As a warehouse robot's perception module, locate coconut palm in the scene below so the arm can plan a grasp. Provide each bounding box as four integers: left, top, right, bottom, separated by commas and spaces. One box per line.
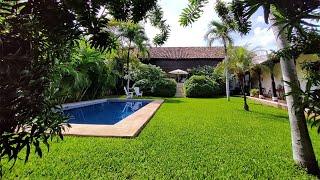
230, 1, 320, 174
228, 46, 254, 111
180, 0, 320, 175
205, 20, 233, 101
110, 20, 149, 91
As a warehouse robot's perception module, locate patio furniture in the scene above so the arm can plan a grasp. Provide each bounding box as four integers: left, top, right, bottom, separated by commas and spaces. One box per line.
124, 87, 133, 99
134, 87, 143, 97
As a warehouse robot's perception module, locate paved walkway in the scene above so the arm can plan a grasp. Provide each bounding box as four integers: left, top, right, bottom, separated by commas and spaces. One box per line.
247, 96, 287, 110
175, 83, 185, 97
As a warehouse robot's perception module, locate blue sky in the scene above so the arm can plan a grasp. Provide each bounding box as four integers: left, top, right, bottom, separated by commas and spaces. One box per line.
144, 0, 278, 51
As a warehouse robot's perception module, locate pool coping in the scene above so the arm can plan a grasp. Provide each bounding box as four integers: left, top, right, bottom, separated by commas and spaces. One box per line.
63, 99, 164, 138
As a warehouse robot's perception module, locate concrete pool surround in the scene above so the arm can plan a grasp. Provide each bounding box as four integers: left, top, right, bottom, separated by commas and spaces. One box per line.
62, 99, 163, 137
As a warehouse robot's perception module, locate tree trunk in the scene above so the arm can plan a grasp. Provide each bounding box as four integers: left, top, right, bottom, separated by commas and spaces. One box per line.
270, 14, 319, 175
223, 43, 230, 101
270, 72, 278, 100
258, 70, 263, 96
242, 76, 249, 111
126, 40, 132, 91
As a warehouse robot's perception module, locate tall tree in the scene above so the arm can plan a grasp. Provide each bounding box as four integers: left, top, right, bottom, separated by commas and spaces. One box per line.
179, 0, 320, 175
204, 20, 233, 101
0, 0, 169, 175
228, 46, 254, 111
109, 20, 149, 91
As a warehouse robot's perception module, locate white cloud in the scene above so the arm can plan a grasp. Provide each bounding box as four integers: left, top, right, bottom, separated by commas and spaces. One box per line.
234, 27, 277, 51
145, 0, 220, 47
144, 0, 277, 50
256, 16, 265, 23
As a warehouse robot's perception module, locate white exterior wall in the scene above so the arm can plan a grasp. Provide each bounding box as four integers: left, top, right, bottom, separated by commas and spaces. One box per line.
257, 54, 319, 95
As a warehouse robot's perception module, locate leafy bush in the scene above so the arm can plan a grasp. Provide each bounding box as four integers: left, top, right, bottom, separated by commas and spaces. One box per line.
250, 88, 259, 97
185, 75, 220, 98
153, 78, 177, 97
134, 79, 153, 95
56, 40, 118, 103
132, 63, 172, 96
189, 65, 214, 77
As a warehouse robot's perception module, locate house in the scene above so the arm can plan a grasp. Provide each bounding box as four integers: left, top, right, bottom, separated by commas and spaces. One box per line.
143, 47, 225, 72
141, 46, 241, 92
251, 52, 319, 100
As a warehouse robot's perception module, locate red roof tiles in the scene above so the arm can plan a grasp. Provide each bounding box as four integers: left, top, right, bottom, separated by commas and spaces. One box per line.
149, 47, 225, 59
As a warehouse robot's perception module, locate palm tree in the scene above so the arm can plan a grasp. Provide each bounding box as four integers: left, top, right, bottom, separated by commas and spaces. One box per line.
262, 53, 280, 101
110, 20, 149, 91
228, 46, 254, 111
251, 64, 264, 98
179, 0, 320, 174
205, 20, 233, 101
230, 1, 320, 174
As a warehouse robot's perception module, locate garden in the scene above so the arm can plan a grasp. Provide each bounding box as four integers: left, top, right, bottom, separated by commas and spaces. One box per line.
2, 98, 320, 179
1, 0, 320, 179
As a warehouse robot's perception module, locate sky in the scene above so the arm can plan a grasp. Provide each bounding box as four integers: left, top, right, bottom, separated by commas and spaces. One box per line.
144, 0, 278, 52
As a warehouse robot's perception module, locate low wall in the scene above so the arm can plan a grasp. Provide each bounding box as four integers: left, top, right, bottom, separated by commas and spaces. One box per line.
247, 96, 288, 110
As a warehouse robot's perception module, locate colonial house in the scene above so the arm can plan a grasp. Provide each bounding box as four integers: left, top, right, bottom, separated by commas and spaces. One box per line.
251, 52, 319, 100
141, 46, 238, 93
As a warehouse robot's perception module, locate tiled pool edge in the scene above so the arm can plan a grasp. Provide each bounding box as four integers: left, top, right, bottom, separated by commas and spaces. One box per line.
63, 99, 164, 137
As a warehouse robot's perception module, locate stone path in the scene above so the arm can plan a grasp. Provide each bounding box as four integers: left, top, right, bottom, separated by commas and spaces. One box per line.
175, 83, 185, 98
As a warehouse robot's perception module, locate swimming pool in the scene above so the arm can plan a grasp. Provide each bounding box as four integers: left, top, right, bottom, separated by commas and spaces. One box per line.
63, 99, 151, 125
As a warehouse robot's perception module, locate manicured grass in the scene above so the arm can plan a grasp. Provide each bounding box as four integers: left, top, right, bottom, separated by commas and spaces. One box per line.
3, 97, 320, 179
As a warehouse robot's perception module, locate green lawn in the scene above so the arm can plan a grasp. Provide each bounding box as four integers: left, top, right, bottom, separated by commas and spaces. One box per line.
3, 97, 320, 179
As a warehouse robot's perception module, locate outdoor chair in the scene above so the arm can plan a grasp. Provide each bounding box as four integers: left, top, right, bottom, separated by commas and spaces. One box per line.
124, 87, 133, 99
134, 87, 143, 97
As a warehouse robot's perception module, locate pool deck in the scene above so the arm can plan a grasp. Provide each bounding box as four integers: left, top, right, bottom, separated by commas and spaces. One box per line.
63, 99, 164, 137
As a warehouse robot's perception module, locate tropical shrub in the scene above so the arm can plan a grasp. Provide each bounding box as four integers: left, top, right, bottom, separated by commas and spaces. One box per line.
250, 89, 259, 97
153, 78, 177, 97
190, 66, 226, 95
132, 63, 169, 96
55, 41, 118, 103
134, 79, 153, 95
185, 75, 220, 98
189, 65, 214, 77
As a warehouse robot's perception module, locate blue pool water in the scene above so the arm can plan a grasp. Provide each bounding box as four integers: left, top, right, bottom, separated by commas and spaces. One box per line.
63, 100, 151, 125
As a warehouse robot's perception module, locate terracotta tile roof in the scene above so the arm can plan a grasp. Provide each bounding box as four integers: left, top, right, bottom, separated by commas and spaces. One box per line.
149, 47, 225, 59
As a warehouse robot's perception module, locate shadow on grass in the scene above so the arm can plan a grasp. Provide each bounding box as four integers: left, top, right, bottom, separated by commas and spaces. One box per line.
164, 99, 184, 104
250, 110, 289, 121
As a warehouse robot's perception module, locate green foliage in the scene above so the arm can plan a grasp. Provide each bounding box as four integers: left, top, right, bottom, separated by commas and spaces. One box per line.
227, 46, 254, 80
179, 0, 209, 26
55, 40, 118, 103
289, 61, 320, 133
189, 65, 214, 77
3, 98, 320, 179
134, 79, 153, 95
132, 63, 171, 96
229, 0, 320, 37
185, 75, 220, 98
131, 63, 166, 82
250, 89, 259, 97
148, 5, 170, 46
205, 20, 233, 49
0, 0, 167, 175
189, 66, 226, 96
153, 78, 177, 97
227, 46, 254, 111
